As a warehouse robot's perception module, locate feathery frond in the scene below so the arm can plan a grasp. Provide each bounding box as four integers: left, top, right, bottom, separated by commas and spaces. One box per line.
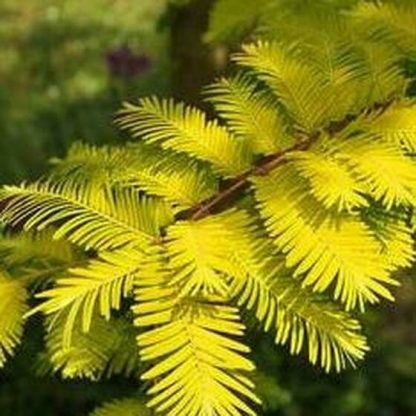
360, 204, 415, 272
0, 272, 28, 367
40, 314, 139, 380
165, 218, 233, 297
31, 248, 143, 345
288, 150, 368, 212
352, 1, 416, 54
0, 180, 170, 251
117, 96, 253, 175
333, 132, 416, 209
206, 74, 293, 154
0, 229, 74, 269
232, 261, 368, 372
52, 142, 218, 209
134, 256, 260, 416
206, 209, 369, 371
254, 164, 397, 310
366, 102, 416, 153
234, 41, 334, 132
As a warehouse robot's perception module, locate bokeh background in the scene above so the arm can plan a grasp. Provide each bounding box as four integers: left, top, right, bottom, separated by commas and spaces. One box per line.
0, 1, 414, 415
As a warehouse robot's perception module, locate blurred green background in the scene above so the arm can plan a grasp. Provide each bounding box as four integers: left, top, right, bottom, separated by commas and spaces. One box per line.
0, 0, 171, 183
0, 0, 414, 415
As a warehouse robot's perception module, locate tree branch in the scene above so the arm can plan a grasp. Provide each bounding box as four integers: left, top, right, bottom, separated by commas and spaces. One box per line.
178, 99, 394, 222
190, 137, 314, 220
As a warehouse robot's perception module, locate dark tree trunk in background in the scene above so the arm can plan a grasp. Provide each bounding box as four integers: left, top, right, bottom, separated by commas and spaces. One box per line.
170, 0, 218, 105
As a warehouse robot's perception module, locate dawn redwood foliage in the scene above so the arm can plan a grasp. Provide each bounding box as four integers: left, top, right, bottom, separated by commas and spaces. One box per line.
0, 1, 415, 415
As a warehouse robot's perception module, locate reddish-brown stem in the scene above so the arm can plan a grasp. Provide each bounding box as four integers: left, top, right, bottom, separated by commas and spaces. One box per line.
183, 99, 394, 222
191, 175, 249, 221
190, 136, 316, 220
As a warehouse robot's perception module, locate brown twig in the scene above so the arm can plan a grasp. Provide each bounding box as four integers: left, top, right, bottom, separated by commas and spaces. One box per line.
190, 137, 315, 220
178, 99, 395, 222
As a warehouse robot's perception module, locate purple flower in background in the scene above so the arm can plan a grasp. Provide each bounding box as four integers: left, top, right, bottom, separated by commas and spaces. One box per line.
106, 44, 152, 79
